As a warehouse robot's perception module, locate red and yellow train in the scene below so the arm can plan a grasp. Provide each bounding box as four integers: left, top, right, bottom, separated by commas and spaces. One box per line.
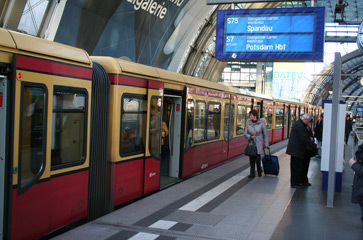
0, 28, 321, 239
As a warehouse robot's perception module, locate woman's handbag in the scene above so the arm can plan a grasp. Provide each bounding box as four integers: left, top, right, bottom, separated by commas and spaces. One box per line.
245, 139, 257, 157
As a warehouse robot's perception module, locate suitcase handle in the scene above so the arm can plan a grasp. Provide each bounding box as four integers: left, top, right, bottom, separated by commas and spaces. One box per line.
263, 147, 271, 156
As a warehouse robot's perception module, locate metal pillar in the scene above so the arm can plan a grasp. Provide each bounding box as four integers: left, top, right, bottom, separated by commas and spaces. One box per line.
327, 52, 342, 207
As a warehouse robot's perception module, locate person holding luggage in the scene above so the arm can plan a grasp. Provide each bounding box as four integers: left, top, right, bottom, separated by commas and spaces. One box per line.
286, 113, 320, 188
244, 109, 269, 178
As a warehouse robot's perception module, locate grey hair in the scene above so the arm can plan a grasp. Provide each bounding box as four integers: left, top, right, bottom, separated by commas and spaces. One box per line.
301, 113, 312, 120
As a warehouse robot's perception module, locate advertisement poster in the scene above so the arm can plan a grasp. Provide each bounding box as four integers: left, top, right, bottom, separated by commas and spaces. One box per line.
272, 62, 306, 101
54, 0, 210, 70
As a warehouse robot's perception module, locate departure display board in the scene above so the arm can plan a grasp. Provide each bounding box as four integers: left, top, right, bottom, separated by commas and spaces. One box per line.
216, 7, 325, 62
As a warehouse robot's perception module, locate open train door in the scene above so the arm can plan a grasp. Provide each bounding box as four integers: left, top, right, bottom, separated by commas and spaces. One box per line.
160, 94, 182, 188
144, 80, 163, 194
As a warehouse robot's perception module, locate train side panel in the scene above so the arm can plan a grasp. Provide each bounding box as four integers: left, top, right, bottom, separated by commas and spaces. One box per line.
9, 53, 92, 240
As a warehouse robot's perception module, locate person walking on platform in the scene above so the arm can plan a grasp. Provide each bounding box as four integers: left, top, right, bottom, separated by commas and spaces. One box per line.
286, 113, 320, 188
314, 113, 324, 157
349, 146, 363, 230
345, 114, 353, 145
244, 109, 269, 178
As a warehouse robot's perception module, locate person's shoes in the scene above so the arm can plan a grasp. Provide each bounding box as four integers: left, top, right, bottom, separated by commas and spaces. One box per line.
304, 182, 312, 186
248, 174, 255, 178
291, 185, 305, 189
258, 172, 262, 177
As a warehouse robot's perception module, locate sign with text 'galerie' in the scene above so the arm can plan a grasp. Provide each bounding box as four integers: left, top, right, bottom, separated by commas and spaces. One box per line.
216, 7, 325, 62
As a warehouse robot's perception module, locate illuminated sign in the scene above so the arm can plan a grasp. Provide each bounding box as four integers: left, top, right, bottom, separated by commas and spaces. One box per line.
216, 7, 325, 62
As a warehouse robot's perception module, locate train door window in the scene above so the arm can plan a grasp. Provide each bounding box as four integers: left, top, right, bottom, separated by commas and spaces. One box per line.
290, 108, 296, 126
207, 102, 221, 140
236, 105, 246, 135
19, 84, 47, 193
149, 97, 161, 159
120, 94, 146, 156
186, 100, 194, 148
275, 108, 283, 128
263, 106, 273, 130
51, 86, 87, 169
224, 103, 234, 141
194, 101, 206, 142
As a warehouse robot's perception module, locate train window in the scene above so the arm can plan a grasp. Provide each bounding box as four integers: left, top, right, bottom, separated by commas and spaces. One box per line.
224, 103, 234, 141
194, 101, 206, 142
51, 87, 87, 169
275, 108, 283, 128
149, 97, 161, 159
290, 108, 296, 126
236, 105, 246, 135
19, 84, 47, 193
186, 100, 194, 149
120, 94, 146, 157
263, 106, 273, 130
207, 102, 221, 140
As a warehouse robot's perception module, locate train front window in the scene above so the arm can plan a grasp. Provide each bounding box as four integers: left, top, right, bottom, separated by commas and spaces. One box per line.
19, 85, 47, 192
51, 87, 87, 169
121, 94, 146, 156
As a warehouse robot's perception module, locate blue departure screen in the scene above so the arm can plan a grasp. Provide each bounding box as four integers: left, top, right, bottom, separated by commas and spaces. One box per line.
216, 8, 325, 61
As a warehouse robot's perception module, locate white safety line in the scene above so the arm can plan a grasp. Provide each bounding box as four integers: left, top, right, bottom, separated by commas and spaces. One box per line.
127, 220, 177, 240
127, 232, 159, 240
179, 168, 250, 211
149, 220, 178, 229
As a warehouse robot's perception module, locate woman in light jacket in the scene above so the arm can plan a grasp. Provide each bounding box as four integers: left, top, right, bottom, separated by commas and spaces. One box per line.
244, 109, 269, 178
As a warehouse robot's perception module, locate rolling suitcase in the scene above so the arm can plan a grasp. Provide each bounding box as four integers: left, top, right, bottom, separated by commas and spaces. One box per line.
262, 148, 279, 176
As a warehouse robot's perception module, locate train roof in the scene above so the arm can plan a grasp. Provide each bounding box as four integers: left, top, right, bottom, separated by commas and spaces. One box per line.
0, 28, 90, 65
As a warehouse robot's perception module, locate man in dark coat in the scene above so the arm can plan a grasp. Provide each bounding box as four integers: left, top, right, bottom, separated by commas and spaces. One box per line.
286, 113, 320, 188
349, 147, 363, 230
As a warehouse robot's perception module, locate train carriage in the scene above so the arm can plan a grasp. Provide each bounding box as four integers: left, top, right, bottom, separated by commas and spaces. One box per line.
0, 28, 94, 240
0, 28, 320, 240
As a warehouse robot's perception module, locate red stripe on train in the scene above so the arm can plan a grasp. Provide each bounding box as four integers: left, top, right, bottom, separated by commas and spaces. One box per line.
16, 55, 92, 79
109, 74, 148, 87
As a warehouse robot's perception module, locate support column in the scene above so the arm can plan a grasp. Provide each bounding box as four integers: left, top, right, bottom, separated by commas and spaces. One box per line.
327, 52, 342, 207
255, 62, 264, 94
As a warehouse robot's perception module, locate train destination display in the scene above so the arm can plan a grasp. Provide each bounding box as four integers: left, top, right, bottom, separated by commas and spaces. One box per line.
216, 7, 325, 61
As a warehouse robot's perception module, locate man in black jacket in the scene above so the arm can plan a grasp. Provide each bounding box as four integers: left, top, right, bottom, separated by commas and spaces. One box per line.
286, 113, 320, 188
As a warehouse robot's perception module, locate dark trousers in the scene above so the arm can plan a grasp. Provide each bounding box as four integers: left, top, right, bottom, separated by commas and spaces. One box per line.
360, 203, 363, 223
249, 154, 262, 176
290, 156, 304, 186
302, 156, 311, 184
345, 132, 350, 144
